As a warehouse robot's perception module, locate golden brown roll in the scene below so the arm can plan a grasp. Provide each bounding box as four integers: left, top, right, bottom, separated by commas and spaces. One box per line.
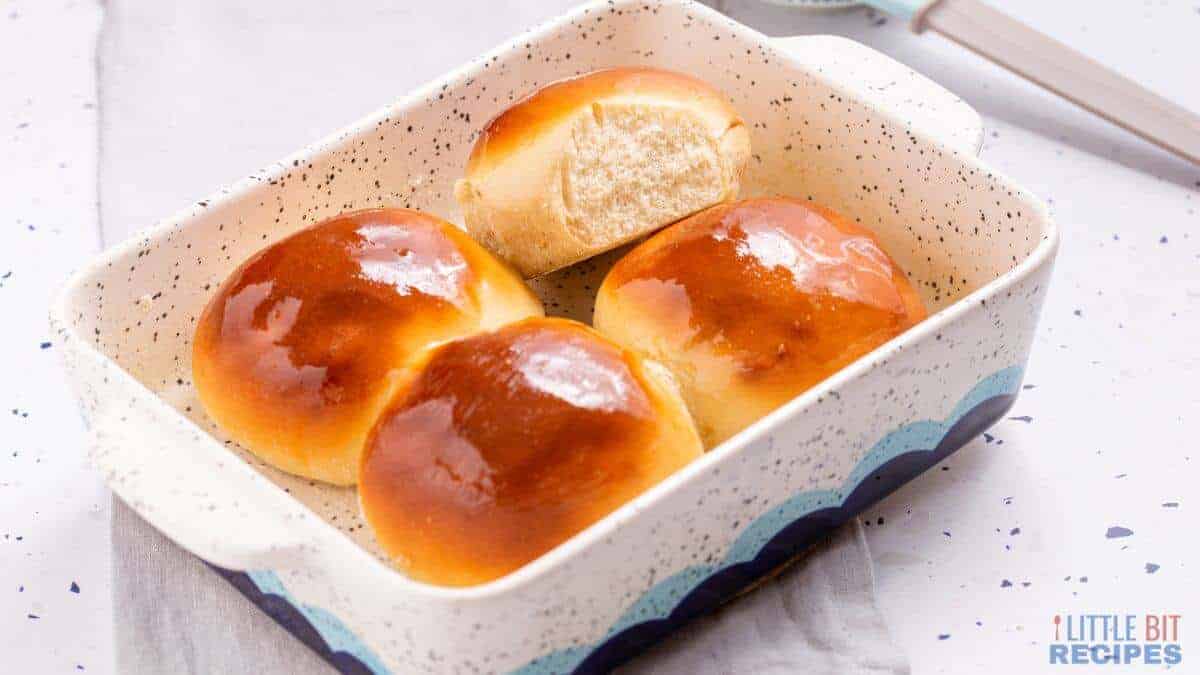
358, 317, 702, 586
192, 208, 542, 485
454, 67, 751, 278
594, 198, 927, 447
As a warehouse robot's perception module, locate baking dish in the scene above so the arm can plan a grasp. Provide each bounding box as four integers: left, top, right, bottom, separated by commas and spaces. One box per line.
51, 0, 1058, 672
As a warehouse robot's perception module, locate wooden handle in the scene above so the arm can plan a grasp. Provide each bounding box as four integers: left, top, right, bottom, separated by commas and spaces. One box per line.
914, 0, 1200, 165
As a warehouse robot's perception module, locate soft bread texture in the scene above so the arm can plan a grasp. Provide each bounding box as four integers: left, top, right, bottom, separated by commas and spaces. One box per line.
455, 67, 751, 277
594, 198, 928, 448
358, 317, 703, 587
192, 208, 542, 485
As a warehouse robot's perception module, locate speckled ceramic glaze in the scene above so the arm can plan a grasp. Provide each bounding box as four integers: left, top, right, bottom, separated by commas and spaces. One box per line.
51, 1, 1057, 672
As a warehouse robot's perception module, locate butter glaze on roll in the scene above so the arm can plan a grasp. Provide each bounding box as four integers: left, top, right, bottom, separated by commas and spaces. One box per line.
358, 317, 702, 587
594, 198, 927, 447
192, 208, 542, 485
454, 67, 751, 277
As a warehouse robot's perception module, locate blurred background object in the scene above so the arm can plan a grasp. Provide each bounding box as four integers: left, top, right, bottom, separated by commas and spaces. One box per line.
755, 0, 1200, 163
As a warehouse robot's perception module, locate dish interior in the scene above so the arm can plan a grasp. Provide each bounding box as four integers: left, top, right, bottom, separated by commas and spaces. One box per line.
60, 1, 1047, 571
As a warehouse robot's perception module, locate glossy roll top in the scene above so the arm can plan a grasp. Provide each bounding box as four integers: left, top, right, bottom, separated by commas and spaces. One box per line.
464, 67, 744, 174
455, 67, 751, 277
358, 317, 703, 587
192, 208, 542, 485
595, 197, 928, 447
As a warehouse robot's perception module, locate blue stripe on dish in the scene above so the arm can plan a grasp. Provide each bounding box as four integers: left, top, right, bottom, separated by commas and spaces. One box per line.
240, 570, 392, 674
219, 364, 1023, 675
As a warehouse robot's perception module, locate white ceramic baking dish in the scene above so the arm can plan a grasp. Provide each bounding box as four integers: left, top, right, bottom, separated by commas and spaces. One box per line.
52, 1, 1057, 672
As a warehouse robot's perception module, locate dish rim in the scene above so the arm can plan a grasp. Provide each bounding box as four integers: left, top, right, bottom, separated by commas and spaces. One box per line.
51, 0, 1059, 602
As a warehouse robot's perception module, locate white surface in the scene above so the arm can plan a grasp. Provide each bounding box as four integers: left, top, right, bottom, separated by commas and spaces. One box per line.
1, 0, 1197, 673
0, 1, 111, 673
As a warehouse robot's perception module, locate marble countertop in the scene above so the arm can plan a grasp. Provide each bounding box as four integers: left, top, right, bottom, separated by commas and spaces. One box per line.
2, 1, 1196, 672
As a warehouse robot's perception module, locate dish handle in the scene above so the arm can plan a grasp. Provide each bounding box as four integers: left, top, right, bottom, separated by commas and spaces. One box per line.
88, 386, 325, 573
770, 34, 984, 157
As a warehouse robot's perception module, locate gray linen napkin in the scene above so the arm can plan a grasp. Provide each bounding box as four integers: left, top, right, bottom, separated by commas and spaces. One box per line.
100, 1, 909, 672
620, 523, 908, 675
